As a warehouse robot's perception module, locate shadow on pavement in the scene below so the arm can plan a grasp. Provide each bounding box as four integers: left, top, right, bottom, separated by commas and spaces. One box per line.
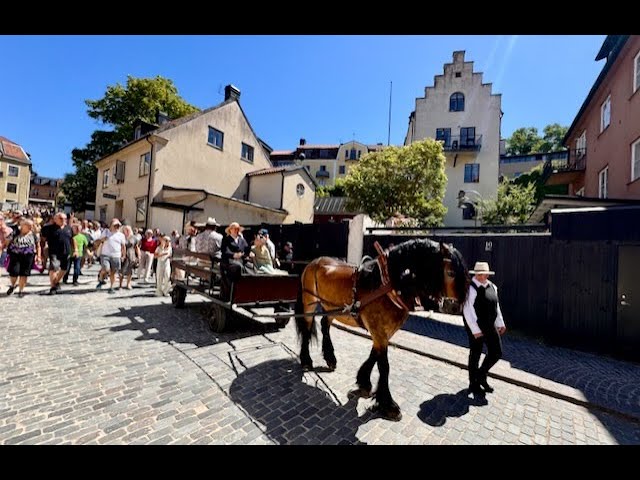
229, 358, 371, 445
417, 389, 487, 427
104, 300, 279, 348
403, 313, 640, 441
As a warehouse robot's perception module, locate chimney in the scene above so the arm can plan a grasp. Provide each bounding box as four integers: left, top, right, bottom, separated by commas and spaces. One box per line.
156, 111, 170, 125
299, 138, 306, 146
453, 51, 465, 63
224, 84, 241, 102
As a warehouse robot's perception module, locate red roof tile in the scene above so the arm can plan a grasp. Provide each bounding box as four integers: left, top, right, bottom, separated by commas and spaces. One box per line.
0, 136, 30, 164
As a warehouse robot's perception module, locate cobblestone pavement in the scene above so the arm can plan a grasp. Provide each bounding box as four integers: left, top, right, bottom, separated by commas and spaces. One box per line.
402, 313, 640, 420
0, 274, 639, 445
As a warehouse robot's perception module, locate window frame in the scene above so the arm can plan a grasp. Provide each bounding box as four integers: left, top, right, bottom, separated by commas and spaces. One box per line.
207, 126, 224, 150
634, 50, 640, 94
296, 183, 305, 197
460, 127, 476, 147
135, 197, 147, 223
436, 128, 452, 148
576, 130, 586, 156
6, 182, 18, 194
338, 165, 346, 175
463, 163, 480, 183
449, 92, 465, 112
139, 152, 151, 177
8, 165, 19, 177
241, 142, 254, 163
102, 169, 110, 188
600, 95, 611, 132
632, 138, 640, 183
598, 166, 609, 199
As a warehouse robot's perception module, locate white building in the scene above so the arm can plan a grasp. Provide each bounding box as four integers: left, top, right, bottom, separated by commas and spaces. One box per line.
405, 51, 502, 226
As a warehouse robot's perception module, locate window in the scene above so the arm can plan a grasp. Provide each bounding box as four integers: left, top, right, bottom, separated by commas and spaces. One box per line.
339, 165, 346, 175
460, 127, 476, 147
102, 169, 110, 188
576, 130, 586, 156
632, 138, 640, 183
455, 72, 462, 78
49, 191, 55, 198
319, 149, 330, 159
318, 179, 326, 186
8, 165, 19, 177
600, 95, 611, 132
598, 166, 608, 198
449, 92, 465, 112
139, 152, 151, 177
32, 188, 39, 196
344, 150, 348, 160
296, 183, 305, 197
348, 149, 357, 160
6, 183, 17, 194
634, 50, 640, 94
134, 125, 142, 140
241, 143, 254, 163
436, 128, 451, 147
576, 187, 585, 197
464, 164, 480, 183
319, 165, 327, 172
115, 160, 126, 184
357, 150, 361, 159
207, 127, 224, 150
99, 206, 107, 224
462, 202, 476, 220
136, 197, 147, 223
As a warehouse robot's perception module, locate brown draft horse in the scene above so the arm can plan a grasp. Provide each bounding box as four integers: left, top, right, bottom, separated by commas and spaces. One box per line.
295, 238, 469, 421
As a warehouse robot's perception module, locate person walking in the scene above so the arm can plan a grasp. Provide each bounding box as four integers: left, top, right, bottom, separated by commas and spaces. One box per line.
119, 225, 140, 290
40, 212, 72, 295
96, 219, 126, 294
139, 229, 158, 283
154, 235, 172, 296
6, 218, 41, 298
462, 261, 507, 397
65, 223, 88, 286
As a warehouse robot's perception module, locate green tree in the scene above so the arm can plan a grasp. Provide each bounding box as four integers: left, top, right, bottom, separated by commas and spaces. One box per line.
316, 178, 347, 198
538, 123, 569, 153
505, 127, 542, 155
480, 181, 537, 225
512, 163, 567, 205
63, 75, 198, 211
341, 139, 447, 226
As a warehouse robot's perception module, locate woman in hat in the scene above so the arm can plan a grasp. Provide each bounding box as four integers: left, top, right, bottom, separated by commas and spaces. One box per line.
220, 222, 250, 298
462, 261, 506, 397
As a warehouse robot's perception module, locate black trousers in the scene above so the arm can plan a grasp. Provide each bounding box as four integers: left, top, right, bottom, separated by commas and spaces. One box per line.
463, 319, 503, 384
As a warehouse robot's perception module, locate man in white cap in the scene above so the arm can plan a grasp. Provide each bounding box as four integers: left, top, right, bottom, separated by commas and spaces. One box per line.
462, 261, 506, 397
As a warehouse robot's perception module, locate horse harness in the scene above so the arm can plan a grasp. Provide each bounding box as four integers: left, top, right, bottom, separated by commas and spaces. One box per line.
303, 241, 410, 327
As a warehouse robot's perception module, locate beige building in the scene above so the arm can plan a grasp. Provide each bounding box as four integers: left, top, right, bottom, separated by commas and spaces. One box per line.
0, 136, 31, 209
405, 51, 502, 226
94, 85, 315, 234
271, 139, 384, 187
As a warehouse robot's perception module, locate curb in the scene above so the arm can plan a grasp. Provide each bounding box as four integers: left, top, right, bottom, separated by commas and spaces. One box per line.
333, 323, 640, 425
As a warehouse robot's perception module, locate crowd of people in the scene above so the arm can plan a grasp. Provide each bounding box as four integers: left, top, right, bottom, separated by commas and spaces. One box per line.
0, 210, 295, 298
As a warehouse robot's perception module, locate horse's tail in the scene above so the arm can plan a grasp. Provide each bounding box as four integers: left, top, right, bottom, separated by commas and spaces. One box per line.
295, 265, 318, 345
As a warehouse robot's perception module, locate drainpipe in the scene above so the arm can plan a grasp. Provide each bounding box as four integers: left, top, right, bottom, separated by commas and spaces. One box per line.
144, 136, 154, 230
280, 171, 285, 210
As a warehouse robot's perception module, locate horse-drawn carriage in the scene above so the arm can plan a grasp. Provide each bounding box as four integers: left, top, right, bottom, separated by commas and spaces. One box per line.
170, 248, 299, 332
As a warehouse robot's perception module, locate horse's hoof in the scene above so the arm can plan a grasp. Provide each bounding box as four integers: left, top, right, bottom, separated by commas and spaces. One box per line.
370, 402, 403, 422
348, 387, 372, 399
326, 362, 337, 371
301, 363, 313, 372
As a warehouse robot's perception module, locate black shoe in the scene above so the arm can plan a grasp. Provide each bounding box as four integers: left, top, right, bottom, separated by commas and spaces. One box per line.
469, 382, 485, 397
72, 282, 79, 287
17, 291, 24, 298
48, 287, 57, 295
7, 286, 15, 296
478, 372, 494, 393
54, 284, 62, 291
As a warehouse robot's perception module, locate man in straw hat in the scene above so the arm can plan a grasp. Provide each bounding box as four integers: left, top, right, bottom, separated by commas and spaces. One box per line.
462, 261, 506, 397
195, 217, 223, 261
220, 222, 250, 300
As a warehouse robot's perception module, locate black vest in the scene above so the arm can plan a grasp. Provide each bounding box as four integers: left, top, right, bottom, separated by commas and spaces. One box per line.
470, 281, 498, 327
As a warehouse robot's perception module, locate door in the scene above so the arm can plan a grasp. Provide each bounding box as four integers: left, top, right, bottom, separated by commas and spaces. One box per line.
617, 246, 640, 355
114, 200, 123, 221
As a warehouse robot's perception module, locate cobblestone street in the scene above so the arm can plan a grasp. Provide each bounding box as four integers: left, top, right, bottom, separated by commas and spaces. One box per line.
1, 274, 639, 445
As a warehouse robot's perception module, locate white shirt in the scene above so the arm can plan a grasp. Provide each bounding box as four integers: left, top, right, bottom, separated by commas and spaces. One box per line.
266, 238, 276, 261
462, 277, 505, 335
100, 230, 126, 257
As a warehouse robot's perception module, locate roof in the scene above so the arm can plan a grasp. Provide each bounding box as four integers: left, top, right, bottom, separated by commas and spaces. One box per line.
529, 194, 640, 223
298, 145, 340, 149
271, 150, 295, 156
246, 165, 317, 188
563, 35, 630, 144
314, 196, 360, 215
0, 136, 31, 165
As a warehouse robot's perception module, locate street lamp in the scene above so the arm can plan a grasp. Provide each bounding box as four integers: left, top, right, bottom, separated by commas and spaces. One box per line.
457, 189, 483, 227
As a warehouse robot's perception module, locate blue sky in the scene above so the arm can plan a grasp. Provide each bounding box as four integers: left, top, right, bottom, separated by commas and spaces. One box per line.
0, 35, 605, 178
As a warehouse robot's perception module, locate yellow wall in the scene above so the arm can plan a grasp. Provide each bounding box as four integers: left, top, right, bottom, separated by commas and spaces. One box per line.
248, 174, 282, 209
0, 159, 30, 207
193, 196, 285, 227
281, 172, 315, 224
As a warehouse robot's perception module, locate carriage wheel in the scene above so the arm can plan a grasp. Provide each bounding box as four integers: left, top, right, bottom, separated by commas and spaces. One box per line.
171, 286, 187, 308
208, 304, 227, 333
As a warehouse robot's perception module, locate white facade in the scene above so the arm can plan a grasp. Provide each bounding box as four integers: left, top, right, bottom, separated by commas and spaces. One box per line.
405, 51, 502, 226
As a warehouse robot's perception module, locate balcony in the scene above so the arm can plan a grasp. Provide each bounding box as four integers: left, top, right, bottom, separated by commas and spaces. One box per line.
544, 149, 586, 186
436, 135, 483, 152
316, 170, 330, 178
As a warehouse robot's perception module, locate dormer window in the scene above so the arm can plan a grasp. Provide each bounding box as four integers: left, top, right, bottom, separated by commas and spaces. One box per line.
450, 92, 465, 112
134, 125, 142, 140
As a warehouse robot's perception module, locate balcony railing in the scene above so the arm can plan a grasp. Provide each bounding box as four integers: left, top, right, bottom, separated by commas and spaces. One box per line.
436, 135, 483, 152
316, 170, 330, 178
543, 148, 586, 185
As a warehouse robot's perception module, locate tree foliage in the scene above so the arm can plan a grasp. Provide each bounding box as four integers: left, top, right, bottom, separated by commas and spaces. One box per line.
62, 76, 198, 211
480, 181, 537, 225
341, 139, 447, 226
505, 123, 568, 155
316, 178, 347, 198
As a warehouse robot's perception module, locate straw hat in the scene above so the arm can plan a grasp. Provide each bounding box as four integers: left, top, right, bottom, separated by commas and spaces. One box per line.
469, 261, 495, 275
225, 222, 245, 235
205, 217, 220, 227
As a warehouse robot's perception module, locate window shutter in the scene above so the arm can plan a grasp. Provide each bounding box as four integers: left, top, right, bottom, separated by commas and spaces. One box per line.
634, 142, 640, 181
